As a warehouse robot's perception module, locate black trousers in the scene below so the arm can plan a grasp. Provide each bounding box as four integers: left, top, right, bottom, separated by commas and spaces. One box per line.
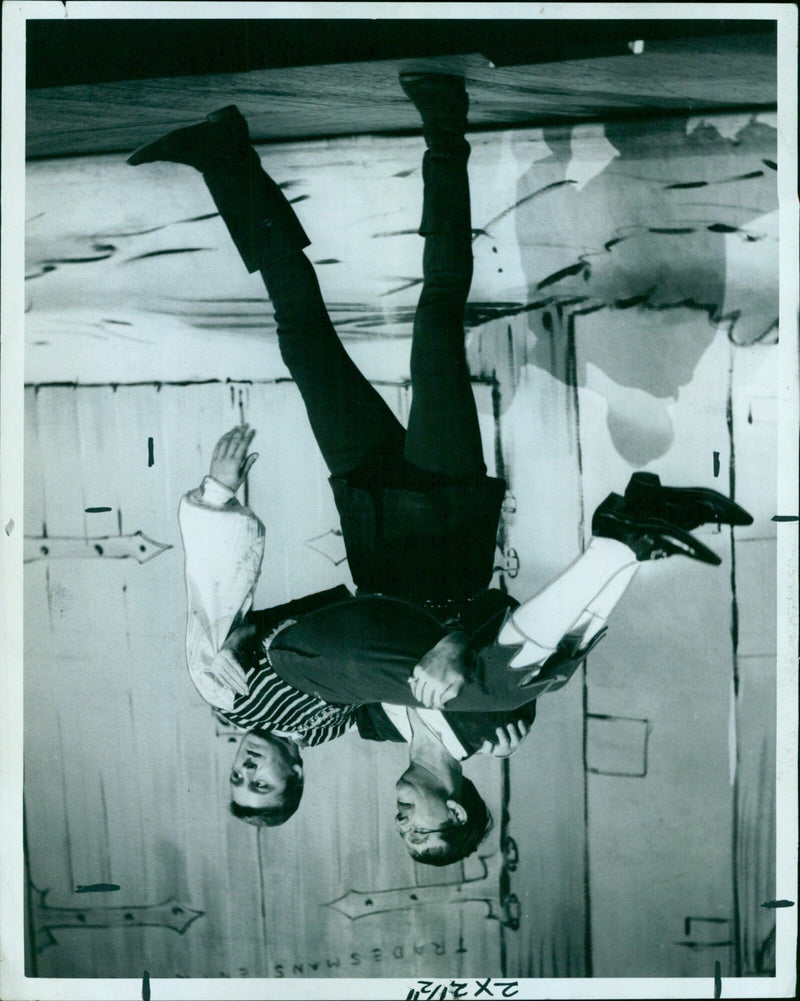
258, 142, 485, 483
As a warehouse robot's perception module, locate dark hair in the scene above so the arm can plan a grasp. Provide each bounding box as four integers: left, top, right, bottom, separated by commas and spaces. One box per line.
229, 770, 304, 828
406, 778, 493, 867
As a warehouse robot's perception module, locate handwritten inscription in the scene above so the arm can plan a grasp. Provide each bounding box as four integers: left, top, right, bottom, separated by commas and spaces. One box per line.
406, 979, 519, 1000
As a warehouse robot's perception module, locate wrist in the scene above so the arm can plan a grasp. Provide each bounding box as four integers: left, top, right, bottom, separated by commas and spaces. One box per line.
201, 475, 237, 506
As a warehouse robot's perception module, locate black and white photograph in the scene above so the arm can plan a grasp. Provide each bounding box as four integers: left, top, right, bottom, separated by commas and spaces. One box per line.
1, 3, 797, 999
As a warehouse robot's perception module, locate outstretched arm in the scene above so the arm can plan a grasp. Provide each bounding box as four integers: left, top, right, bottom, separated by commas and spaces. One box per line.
179, 425, 264, 709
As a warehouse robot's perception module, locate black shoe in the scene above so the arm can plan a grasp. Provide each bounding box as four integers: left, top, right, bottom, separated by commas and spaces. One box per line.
399, 72, 469, 127
127, 104, 308, 274
625, 472, 753, 529
127, 105, 250, 172
592, 493, 722, 565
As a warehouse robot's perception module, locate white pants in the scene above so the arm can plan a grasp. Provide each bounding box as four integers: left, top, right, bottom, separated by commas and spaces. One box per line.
498, 537, 639, 669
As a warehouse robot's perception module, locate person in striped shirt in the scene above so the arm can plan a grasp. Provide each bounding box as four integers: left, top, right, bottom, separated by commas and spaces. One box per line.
179, 426, 532, 833
139, 75, 751, 847
180, 424, 749, 847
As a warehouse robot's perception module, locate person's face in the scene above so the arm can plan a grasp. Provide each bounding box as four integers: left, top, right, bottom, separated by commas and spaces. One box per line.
394, 772, 466, 855
229, 732, 302, 810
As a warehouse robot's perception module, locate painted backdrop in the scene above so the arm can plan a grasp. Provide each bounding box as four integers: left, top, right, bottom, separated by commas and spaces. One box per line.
23, 111, 778, 980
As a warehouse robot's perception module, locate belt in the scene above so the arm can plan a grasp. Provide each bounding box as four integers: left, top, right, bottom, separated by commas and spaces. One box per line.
422, 597, 466, 629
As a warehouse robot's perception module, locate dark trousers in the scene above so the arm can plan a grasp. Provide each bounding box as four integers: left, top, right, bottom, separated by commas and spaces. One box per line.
258, 143, 485, 482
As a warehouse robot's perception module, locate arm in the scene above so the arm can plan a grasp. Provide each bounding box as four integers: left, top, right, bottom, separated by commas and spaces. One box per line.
180, 425, 263, 709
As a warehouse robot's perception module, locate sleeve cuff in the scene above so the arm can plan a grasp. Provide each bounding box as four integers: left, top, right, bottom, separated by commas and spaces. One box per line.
199, 476, 237, 508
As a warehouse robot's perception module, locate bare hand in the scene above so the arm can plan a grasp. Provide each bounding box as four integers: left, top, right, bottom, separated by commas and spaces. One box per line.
209, 424, 258, 492
479, 720, 530, 758
408, 631, 470, 709
203, 648, 249, 698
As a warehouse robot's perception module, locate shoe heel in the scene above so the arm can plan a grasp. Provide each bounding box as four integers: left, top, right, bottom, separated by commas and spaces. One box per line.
630, 472, 661, 488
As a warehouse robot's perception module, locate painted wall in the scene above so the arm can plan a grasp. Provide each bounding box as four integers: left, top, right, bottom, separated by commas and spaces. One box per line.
22, 112, 778, 980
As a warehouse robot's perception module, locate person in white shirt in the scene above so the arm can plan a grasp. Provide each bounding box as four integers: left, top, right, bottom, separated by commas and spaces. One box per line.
181, 424, 751, 855
180, 424, 528, 836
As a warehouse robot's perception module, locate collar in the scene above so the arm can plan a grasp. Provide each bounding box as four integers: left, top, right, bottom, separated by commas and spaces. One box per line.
381, 704, 467, 760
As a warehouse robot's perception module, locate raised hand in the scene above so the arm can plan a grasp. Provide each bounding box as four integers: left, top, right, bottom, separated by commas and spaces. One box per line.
209, 424, 258, 492
478, 720, 530, 758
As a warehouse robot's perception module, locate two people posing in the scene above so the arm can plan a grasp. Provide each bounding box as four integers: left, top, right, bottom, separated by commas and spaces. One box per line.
128, 73, 752, 865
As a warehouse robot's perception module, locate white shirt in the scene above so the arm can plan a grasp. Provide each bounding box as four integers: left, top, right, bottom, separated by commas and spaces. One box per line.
380, 704, 468, 760
178, 476, 265, 710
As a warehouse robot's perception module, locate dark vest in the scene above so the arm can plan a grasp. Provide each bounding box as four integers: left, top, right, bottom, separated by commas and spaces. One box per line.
329, 471, 506, 604
236, 585, 354, 670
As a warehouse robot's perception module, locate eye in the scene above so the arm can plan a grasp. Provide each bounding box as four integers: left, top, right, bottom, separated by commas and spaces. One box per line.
230, 771, 243, 786
253, 782, 271, 793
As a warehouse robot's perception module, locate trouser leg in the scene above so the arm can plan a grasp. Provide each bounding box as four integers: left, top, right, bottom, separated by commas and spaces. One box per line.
497, 537, 638, 656
566, 562, 639, 646
401, 74, 485, 479
127, 106, 405, 477
259, 253, 405, 476
203, 148, 406, 476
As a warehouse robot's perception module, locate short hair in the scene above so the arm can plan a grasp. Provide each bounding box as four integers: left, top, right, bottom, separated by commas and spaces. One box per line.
229, 770, 304, 828
407, 778, 493, 867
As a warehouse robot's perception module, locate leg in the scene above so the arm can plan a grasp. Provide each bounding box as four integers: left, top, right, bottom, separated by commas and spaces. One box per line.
128, 106, 405, 476
259, 252, 405, 476
497, 537, 638, 661
479, 483, 733, 678
400, 74, 485, 479
565, 562, 639, 647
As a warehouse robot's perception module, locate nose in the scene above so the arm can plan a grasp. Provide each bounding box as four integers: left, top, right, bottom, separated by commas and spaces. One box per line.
242, 758, 256, 770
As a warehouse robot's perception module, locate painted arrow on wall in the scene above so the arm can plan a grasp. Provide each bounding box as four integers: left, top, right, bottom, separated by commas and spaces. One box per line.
32, 887, 204, 953
324, 852, 516, 923
24, 531, 172, 564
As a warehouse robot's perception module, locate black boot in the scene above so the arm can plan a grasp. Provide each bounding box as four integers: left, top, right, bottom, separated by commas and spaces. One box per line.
127, 106, 310, 273
592, 493, 722, 565
624, 472, 754, 530
400, 73, 471, 235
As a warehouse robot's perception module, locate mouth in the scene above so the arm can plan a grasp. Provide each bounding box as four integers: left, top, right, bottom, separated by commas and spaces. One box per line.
405, 830, 433, 846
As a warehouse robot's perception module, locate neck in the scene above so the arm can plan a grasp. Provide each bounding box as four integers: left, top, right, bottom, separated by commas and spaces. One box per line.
407, 710, 462, 793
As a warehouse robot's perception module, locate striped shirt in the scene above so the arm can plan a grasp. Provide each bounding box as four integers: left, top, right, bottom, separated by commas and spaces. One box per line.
218, 648, 358, 746
180, 474, 358, 743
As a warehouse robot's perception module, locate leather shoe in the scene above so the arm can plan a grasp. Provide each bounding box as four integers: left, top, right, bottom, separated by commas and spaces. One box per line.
624, 472, 753, 530
127, 105, 250, 172
592, 493, 721, 565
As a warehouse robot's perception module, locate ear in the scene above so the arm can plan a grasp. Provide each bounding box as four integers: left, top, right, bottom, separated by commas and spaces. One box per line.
292, 762, 304, 781
445, 799, 467, 826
